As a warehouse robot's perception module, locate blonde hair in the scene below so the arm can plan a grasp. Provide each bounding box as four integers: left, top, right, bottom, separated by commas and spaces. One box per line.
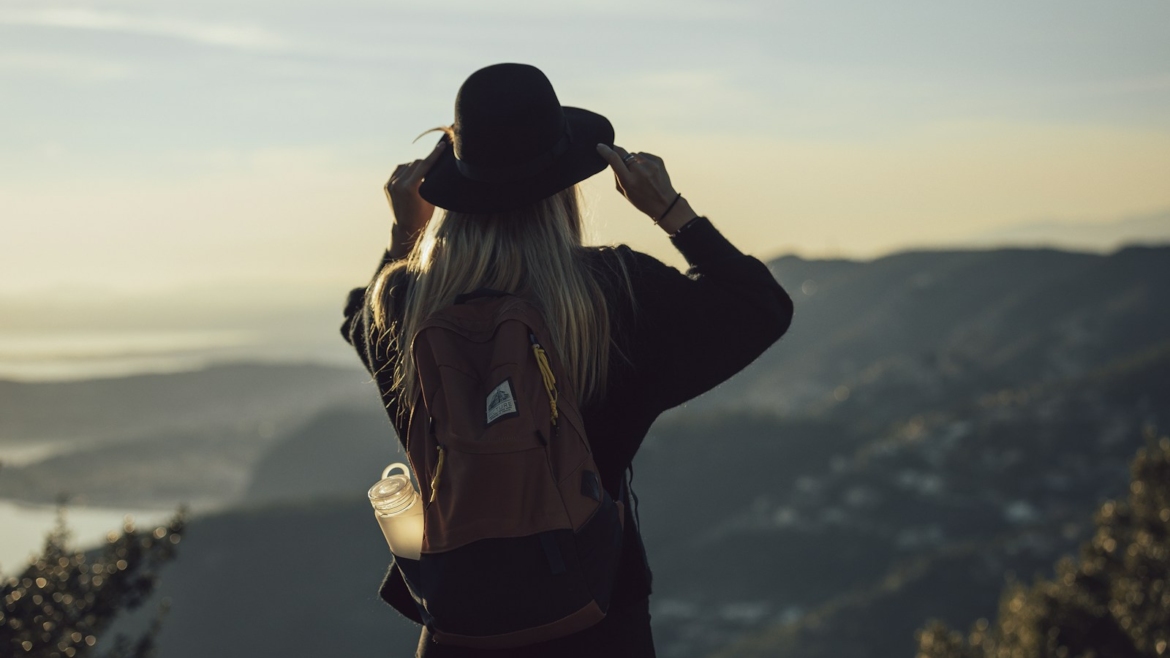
368, 185, 634, 423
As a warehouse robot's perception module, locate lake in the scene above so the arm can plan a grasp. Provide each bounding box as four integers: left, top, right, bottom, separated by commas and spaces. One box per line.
0, 499, 175, 576
0, 328, 353, 382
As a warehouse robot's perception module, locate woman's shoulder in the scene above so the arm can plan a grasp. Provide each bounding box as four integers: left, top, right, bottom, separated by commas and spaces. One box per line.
583, 244, 689, 301
582, 244, 652, 301
583, 243, 669, 278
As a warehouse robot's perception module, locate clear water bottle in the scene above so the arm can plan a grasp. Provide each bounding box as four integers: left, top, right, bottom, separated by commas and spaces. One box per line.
368, 463, 424, 560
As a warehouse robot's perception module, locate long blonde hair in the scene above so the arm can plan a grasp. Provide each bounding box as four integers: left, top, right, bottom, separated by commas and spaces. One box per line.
368, 185, 634, 423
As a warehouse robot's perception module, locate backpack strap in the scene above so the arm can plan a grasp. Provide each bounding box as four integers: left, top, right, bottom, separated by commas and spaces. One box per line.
619, 464, 642, 533
621, 464, 654, 588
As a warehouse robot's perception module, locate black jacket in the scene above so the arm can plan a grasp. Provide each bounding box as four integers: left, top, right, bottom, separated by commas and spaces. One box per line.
341, 215, 793, 625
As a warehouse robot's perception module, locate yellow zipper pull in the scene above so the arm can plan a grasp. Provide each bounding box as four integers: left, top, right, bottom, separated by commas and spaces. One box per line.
529, 332, 559, 426
429, 445, 446, 503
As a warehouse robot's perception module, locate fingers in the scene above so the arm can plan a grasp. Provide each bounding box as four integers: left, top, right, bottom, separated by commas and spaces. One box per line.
602, 144, 662, 173
595, 143, 631, 178
613, 145, 643, 168
388, 138, 449, 191
386, 163, 409, 190
388, 162, 418, 192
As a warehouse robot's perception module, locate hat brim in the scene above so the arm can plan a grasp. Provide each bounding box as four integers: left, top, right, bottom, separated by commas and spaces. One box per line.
418, 107, 614, 214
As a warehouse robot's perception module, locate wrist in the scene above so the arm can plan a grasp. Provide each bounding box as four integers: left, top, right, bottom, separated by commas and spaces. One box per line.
388, 222, 421, 258
656, 197, 697, 235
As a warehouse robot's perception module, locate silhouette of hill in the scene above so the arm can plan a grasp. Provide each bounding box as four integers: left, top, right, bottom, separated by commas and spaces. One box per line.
244, 407, 402, 504
106, 497, 421, 658
704, 245, 1170, 419
0, 362, 372, 443
0, 363, 381, 508
688, 346, 1170, 658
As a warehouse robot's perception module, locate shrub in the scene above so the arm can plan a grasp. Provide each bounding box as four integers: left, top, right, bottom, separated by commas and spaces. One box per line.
1, 508, 185, 658
916, 436, 1170, 658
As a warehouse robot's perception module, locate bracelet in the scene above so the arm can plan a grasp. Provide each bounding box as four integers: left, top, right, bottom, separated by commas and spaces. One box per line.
669, 216, 701, 238
654, 192, 683, 224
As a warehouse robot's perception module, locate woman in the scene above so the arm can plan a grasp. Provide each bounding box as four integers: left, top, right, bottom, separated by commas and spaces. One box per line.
341, 63, 793, 658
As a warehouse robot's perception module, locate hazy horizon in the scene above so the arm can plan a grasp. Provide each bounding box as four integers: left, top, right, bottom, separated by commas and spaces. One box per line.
1, 206, 1167, 300
3, 238, 1168, 383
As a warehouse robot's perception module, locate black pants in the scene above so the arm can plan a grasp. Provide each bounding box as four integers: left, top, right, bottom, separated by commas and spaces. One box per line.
415, 597, 656, 658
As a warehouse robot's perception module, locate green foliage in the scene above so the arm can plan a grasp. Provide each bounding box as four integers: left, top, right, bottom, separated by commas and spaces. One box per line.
916, 436, 1170, 658
1, 508, 185, 658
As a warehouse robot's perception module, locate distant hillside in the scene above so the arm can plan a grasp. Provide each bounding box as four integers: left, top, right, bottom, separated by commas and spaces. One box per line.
105, 497, 421, 658
684, 345, 1170, 658
0, 362, 373, 442
0, 363, 382, 508
702, 245, 1170, 418
244, 407, 402, 504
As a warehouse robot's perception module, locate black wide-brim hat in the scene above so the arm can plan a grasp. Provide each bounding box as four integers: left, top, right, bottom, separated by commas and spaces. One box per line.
418, 63, 615, 214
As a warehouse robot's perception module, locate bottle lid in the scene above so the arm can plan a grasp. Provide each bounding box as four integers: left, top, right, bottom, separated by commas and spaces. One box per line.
368, 463, 418, 515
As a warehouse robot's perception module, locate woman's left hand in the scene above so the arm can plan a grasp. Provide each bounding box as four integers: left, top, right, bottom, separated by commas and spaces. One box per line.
385, 137, 448, 238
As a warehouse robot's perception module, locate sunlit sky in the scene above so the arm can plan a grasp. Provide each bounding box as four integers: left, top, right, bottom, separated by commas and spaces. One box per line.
2, 0, 1169, 296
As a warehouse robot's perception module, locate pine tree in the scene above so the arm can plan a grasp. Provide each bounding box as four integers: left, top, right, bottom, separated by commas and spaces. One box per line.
916, 436, 1170, 658
1, 507, 185, 658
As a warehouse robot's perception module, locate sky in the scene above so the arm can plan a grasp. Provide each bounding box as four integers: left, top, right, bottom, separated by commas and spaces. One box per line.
2, 0, 1170, 297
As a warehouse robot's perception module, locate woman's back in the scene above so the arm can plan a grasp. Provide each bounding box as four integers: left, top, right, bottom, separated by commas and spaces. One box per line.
340, 63, 793, 657
343, 219, 793, 657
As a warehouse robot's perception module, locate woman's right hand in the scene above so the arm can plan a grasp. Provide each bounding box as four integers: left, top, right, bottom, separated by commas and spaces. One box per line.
595, 143, 696, 233
386, 137, 448, 238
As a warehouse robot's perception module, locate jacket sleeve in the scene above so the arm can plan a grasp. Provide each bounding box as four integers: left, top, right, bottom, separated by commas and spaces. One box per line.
340, 248, 402, 376
624, 216, 794, 414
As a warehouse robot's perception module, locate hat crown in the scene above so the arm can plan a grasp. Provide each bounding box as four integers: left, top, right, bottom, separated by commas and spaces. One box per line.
418, 63, 613, 213
453, 63, 567, 170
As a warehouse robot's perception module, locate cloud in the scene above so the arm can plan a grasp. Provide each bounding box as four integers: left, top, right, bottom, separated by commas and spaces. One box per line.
0, 7, 286, 51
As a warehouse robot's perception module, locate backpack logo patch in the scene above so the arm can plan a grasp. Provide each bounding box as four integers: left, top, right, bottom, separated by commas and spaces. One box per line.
485, 377, 519, 426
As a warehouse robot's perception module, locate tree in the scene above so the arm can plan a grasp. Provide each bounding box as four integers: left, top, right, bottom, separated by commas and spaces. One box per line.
916, 436, 1170, 658
1, 507, 185, 658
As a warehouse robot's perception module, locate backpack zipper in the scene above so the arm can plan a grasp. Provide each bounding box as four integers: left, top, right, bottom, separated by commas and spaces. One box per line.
528, 331, 559, 428
427, 413, 445, 504
429, 444, 446, 504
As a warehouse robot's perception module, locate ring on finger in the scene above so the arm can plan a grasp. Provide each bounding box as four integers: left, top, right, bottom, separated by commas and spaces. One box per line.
622, 152, 638, 164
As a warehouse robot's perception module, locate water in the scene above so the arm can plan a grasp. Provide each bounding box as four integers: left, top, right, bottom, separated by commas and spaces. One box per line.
0, 330, 251, 381
0, 500, 174, 576
0, 439, 76, 467
0, 327, 347, 573
375, 500, 424, 560
0, 329, 352, 381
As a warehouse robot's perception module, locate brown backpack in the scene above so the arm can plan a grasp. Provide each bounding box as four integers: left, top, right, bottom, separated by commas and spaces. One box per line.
395, 288, 626, 649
